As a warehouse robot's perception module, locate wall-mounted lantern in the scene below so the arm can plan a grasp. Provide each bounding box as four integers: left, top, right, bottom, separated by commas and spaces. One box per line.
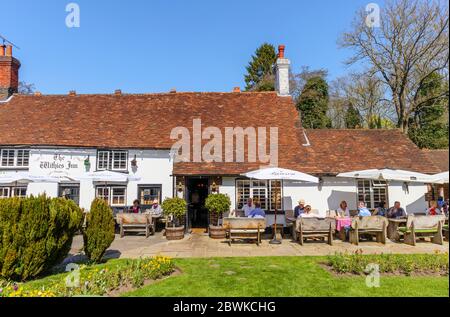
84, 156, 91, 169
131, 154, 138, 168
177, 181, 184, 193
211, 181, 218, 193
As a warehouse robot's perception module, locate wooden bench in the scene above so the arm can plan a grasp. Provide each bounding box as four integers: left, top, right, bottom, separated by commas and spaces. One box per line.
398, 215, 445, 246
443, 225, 449, 242
116, 213, 154, 238
349, 216, 388, 245
295, 217, 336, 246
223, 218, 266, 246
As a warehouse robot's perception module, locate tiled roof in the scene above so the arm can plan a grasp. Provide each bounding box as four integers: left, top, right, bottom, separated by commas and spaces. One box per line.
422, 149, 449, 172
0, 92, 439, 175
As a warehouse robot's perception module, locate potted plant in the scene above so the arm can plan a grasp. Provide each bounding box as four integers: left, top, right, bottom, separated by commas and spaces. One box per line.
162, 197, 187, 240
205, 193, 231, 239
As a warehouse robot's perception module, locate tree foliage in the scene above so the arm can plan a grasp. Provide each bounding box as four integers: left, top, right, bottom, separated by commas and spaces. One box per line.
0, 195, 83, 281
296, 76, 332, 128
244, 43, 277, 91
345, 104, 363, 128
83, 199, 115, 263
162, 197, 187, 228
205, 194, 231, 226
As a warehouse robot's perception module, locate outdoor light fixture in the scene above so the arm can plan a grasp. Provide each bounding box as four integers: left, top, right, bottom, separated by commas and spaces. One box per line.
211, 181, 217, 192
131, 155, 138, 167
177, 181, 183, 193
84, 156, 91, 168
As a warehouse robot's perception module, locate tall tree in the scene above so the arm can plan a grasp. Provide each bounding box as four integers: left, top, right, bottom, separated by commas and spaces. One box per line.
296, 76, 332, 128
244, 43, 277, 91
340, 0, 449, 134
408, 72, 449, 148
345, 104, 363, 128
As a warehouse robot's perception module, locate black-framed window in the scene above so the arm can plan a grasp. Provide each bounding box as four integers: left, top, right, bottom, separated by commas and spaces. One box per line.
138, 185, 162, 208
96, 150, 128, 171
0, 149, 30, 168
59, 184, 80, 205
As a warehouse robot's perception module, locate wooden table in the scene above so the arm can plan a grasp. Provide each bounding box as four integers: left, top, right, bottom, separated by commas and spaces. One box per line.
387, 218, 407, 241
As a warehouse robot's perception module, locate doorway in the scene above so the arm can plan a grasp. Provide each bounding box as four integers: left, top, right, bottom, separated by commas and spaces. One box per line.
186, 177, 209, 229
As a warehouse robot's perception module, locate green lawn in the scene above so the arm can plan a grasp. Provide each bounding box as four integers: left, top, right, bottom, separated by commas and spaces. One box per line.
124, 256, 448, 297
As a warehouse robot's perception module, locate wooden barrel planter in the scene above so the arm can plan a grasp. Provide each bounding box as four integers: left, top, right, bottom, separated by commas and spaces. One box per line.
209, 225, 226, 239
165, 226, 185, 240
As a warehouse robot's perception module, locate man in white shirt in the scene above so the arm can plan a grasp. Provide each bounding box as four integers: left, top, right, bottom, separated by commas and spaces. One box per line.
243, 198, 255, 217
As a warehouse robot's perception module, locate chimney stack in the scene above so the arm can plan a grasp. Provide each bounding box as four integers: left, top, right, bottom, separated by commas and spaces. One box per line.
275, 45, 290, 97
233, 87, 241, 93
0, 45, 21, 100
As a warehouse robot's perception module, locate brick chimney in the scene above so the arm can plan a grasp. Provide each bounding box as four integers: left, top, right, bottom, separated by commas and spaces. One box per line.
275, 45, 290, 96
0, 45, 21, 100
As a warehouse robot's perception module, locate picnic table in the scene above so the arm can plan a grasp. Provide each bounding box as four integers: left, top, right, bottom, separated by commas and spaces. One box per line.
387, 218, 407, 241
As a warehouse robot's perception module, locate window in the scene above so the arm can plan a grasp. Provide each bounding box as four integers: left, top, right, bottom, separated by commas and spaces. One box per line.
138, 185, 162, 207
236, 179, 283, 212
96, 150, 128, 171
0, 186, 27, 198
357, 180, 388, 209
0, 149, 30, 168
96, 186, 126, 206
59, 184, 80, 205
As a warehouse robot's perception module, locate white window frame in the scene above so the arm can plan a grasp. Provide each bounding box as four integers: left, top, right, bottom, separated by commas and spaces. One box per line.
0, 186, 27, 198
357, 179, 388, 209
96, 185, 127, 207
96, 150, 128, 171
235, 179, 283, 212
0, 149, 30, 168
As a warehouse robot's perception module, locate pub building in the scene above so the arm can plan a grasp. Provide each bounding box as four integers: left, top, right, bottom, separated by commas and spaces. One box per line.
0, 44, 445, 230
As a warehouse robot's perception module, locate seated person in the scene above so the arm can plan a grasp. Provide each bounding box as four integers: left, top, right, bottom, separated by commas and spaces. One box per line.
337, 200, 350, 217
129, 199, 141, 213
300, 205, 315, 218
243, 198, 255, 217
387, 201, 406, 219
248, 202, 265, 219
294, 199, 306, 218
357, 201, 371, 217
148, 199, 162, 216
426, 201, 441, 216
374, 201, 388, 217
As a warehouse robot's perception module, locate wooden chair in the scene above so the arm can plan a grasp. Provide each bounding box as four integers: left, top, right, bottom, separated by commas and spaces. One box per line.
296, 217, 336, 246
349, 216, 388, 245
117, 213, 153, 238
398, 215, 445, 246
223, 218, 266, 246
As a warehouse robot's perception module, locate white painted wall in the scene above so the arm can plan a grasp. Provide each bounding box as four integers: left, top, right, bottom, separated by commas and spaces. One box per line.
6, 148, 174, 210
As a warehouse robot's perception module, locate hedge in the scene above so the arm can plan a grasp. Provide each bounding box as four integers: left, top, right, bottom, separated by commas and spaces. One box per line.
0, 195, 83, 281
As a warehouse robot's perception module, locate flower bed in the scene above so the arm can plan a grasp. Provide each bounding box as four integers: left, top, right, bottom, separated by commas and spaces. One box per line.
0, 256, 175, 297
326, 250, 449, 276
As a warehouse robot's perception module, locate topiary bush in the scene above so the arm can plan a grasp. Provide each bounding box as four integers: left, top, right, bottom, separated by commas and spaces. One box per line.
0, 195, 84, 281
162, 197, 187, 228
205, 193, 231, 226
83, 198, 115, 263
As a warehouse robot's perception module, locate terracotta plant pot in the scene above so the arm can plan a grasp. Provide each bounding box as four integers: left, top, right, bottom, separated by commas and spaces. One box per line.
209, 225, 226, 239
165, 226, 185, 240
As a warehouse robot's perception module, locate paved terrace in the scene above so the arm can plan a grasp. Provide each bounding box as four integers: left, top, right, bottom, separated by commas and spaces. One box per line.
67, 232, 449, 262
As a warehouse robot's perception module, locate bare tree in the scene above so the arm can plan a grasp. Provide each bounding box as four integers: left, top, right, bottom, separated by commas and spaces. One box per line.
340, 0, 449, 134
18, 81, 35, 95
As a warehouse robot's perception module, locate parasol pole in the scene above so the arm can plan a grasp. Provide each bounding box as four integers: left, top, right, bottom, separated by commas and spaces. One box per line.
269, 179, 281, 244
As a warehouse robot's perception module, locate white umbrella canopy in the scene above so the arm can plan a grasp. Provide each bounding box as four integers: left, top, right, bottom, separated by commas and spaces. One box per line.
241, 167, 319, 183
74, 170, 141, 182
431, 171, 449, 184
0, 172, 60, 184
337, 168, 436, 183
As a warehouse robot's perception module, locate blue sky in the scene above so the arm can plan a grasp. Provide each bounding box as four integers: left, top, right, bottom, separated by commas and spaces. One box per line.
0, 0, 380, 94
